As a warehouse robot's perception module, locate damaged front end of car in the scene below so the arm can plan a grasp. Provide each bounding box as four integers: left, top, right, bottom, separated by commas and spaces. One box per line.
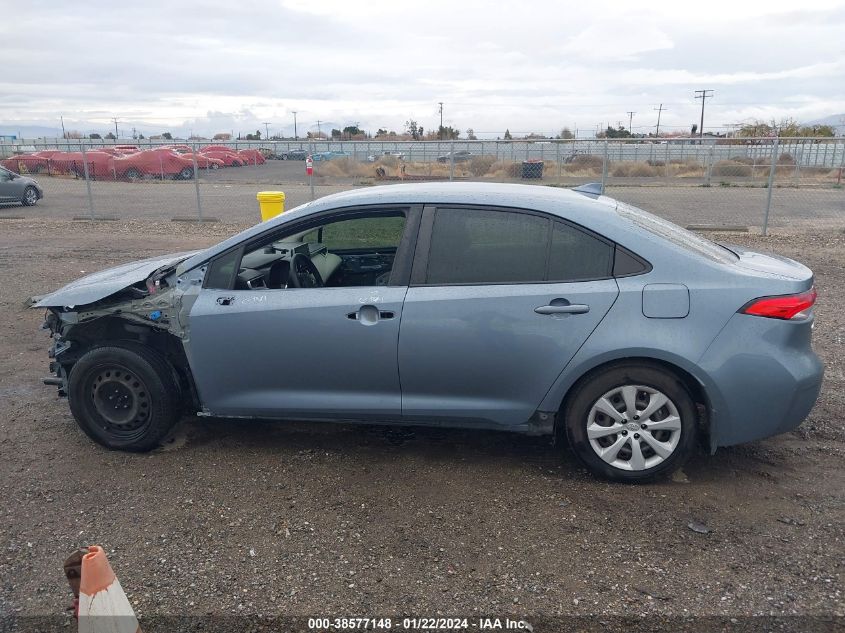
32, 253, 205, 407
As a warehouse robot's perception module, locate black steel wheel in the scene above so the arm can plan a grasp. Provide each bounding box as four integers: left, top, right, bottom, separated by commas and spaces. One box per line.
68, 344, 181, 451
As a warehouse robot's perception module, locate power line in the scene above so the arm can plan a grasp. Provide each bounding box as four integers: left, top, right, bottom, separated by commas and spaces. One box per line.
626, 111, 636, 132
654, 103, 667, 136
112, 117, 119, 139
262, 121, 271, 140
694, 90, 714, 138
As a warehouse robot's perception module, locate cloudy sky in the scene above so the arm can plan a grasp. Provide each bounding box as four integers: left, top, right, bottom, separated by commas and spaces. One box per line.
3, 0, 845, 139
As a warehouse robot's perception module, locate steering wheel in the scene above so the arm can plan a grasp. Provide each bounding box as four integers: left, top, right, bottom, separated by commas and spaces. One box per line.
288, 253, 324, 288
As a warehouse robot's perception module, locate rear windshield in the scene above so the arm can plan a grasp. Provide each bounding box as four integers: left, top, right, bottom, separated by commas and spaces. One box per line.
615, 202, 738, 264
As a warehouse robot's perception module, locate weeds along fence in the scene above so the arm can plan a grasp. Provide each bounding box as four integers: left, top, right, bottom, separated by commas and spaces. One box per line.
1, 138, 842, 233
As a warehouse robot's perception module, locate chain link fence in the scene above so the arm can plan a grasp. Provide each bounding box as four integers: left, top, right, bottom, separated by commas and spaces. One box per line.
1, 138, 842, 231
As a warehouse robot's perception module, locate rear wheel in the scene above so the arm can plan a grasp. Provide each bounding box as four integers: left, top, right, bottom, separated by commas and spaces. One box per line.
563, 363, 698, 482
22, 186, 39, 206
124, 167, 142, 180
67, 344, 181, 451
178, 166, 194, 180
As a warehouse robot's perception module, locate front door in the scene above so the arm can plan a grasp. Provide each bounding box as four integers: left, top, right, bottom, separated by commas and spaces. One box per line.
398, 206, 620, 427
185, 208, 416, 420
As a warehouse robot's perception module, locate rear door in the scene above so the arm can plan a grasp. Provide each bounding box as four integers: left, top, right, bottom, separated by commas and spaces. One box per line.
398, 206, 619, 427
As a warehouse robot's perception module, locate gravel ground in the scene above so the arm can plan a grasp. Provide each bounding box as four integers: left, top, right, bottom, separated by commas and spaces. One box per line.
0, 219, 843, 631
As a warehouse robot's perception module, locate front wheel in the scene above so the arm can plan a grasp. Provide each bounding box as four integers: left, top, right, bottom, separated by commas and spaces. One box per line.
67, 344, 181, 451
178, 166, 194, 180
563, 363, 698, 482
22, 186, 39, 206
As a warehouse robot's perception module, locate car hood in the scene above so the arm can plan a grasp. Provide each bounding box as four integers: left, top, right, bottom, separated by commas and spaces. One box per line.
32, 251, 199, 309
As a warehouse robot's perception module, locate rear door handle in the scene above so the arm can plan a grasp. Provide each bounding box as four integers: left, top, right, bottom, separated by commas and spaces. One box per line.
535, 303, 590, 315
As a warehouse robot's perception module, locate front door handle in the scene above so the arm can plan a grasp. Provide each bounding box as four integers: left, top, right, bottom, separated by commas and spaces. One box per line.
347, 304, 394, 325
535, 303, 590, 315
216, 296, 234, 306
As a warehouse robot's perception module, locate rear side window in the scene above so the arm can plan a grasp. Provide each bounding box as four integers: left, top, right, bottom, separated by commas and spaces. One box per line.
616, 201, 738, 264
425, 208, 614, 284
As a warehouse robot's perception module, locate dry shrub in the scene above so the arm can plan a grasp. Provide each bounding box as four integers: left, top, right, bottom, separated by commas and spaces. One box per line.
315, 158, 372, 178
777, 153, 796, 165
469, 155, 496, 177
611, 162, 659, 177
711, 161, 753, 178
728, 156, 756, 165
570, 154, 604, 172
377, 155, 399, 169
647, 159, 666, 167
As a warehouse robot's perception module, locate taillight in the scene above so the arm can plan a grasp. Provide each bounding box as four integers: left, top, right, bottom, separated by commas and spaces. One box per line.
741, 287, 817, 320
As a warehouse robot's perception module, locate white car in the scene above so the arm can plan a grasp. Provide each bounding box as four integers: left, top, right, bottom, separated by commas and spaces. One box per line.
367, 150, 406, 162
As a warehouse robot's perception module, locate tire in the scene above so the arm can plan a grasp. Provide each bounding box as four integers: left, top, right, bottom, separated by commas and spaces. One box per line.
124, 167, 142, 180
21, 186, 39, 206
67, 344, 181, 452
210, 162, 219, 169
563, 363, 698, 482
178, 166, 194, 180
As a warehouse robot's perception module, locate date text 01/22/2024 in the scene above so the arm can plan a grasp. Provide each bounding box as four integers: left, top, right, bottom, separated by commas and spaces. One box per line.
307, 617, 532, 630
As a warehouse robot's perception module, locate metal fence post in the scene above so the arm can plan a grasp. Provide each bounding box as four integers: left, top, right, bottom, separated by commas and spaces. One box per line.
601, 140, 609, 194
556, 141, 561, 185
449, 139, 455, 181
705, 142, 714, 187
191, 143, 202, 221
762, 138, 779, 236
80, 143, 95, 220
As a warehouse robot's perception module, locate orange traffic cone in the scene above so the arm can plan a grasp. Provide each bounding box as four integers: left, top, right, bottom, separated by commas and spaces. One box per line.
77, 545, 141, 633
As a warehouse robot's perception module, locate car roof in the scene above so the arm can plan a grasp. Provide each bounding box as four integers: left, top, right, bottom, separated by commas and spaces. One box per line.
178, 183, 621, 272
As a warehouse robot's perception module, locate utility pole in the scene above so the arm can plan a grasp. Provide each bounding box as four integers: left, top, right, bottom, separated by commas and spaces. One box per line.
438, 102, 444, 139
262, 122, 271, 140
292, 111, 298, 140
60, 116, 66, 139
626, 111, 636, 135
112, 117, 119, 139
694, 89, 714, 139
654, 103, 666, 137
316, 120, 322, 138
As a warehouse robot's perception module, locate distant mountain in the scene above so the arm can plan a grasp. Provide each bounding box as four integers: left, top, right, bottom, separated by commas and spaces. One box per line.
803, 113, 845, 129
0, 124, 66, 139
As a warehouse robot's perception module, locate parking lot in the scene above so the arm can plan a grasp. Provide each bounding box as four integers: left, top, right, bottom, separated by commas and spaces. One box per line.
1, 215, 843, 629
2, 166, 844, 235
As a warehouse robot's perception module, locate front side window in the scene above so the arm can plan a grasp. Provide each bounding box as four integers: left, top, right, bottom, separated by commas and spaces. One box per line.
425, 207, 614, 285
207, 210, 408, 291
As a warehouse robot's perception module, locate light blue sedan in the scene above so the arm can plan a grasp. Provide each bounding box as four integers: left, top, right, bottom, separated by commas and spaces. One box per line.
33, 183, 822, 481
311, 150, 349, 161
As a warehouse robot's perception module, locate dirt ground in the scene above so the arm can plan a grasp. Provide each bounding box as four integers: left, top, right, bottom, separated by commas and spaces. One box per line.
0, 218, 843, 630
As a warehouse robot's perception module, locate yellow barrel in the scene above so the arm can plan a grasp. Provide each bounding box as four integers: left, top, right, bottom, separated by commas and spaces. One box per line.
256, 191, 285, 221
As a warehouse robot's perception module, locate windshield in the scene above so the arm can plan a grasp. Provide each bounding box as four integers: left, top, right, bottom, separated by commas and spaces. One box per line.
615, 202, 738, 264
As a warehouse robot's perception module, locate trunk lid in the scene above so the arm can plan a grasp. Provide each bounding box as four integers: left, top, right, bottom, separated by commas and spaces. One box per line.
721, 243, 814, 289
